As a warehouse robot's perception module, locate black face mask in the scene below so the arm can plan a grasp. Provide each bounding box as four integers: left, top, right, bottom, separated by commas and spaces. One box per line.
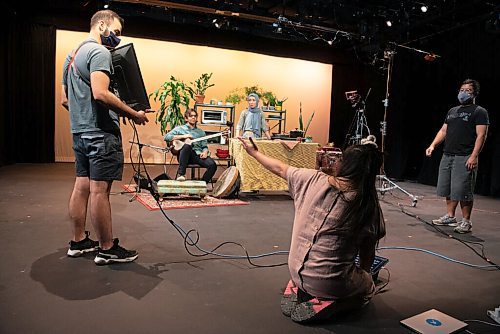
100, 29, 121, 49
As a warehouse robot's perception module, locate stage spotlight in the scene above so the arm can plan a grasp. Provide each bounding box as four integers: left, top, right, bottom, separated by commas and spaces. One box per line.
272, 21, 282, 33
103, 0, 110, 8
386, 20, 392, 27
212, 18, 222, 29
327, 40, 333, 45
421, 5, 428, 13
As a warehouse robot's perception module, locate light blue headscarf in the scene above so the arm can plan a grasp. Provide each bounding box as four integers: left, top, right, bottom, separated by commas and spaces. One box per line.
247, 93, 262, 137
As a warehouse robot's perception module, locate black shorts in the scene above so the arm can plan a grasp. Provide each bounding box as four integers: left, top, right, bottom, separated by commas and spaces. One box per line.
73, 131, 124, 181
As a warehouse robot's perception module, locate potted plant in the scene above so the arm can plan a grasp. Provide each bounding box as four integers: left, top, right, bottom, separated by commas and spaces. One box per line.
261, 91, 278, 110
224, 88, 244, 105
191, 72, 215, 104
243, 85, 262, 97
298, 102, 315, 137
149, 75, 194, 135
275, 97, 288, 111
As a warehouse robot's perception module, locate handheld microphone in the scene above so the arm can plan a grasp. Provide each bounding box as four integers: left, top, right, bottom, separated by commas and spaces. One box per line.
248, 137, 258, 151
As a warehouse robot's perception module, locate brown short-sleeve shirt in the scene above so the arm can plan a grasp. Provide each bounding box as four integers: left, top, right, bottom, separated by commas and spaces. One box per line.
286, 166, 383, 299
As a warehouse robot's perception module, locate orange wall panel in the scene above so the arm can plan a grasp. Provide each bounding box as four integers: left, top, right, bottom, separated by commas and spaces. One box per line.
55, 30, 332, 163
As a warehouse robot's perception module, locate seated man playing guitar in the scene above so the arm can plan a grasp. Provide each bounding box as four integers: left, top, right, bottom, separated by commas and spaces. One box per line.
164, 108, 217, 182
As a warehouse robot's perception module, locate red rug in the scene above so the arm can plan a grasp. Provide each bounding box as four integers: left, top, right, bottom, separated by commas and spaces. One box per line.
121, 184, 249, 211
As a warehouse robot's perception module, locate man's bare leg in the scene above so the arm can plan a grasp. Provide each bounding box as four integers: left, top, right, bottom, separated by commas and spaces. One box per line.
460, 200, 473, 220
446, 197, 459, 218
90, 180, 113, 250
69, 177, 90, 242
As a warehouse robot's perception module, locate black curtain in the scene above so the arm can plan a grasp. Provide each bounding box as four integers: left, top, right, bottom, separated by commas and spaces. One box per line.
388, 20, 499, 196
331, 20, 499, 197
1, 15, 55, 165
330, 63, 386, 149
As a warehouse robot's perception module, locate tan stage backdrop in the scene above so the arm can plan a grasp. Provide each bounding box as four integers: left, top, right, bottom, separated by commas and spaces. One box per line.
55, 30, 333, 163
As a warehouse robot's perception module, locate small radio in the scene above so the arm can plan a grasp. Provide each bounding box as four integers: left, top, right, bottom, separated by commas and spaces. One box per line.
201, 109, 227, 125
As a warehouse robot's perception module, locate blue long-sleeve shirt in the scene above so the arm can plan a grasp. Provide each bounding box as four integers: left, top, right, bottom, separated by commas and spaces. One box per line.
164, 124, 208, 155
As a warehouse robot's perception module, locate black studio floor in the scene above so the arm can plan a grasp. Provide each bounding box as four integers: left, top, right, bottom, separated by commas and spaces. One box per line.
1, 163, 499, 334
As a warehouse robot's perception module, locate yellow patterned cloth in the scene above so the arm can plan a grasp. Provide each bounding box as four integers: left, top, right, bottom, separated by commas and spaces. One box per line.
229, 139, 320, 191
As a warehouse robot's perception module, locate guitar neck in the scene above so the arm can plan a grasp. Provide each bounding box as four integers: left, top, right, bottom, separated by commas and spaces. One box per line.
190, 131, 226, 143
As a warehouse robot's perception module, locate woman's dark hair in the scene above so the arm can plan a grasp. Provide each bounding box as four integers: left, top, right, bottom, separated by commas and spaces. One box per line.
335, 143, 384, 241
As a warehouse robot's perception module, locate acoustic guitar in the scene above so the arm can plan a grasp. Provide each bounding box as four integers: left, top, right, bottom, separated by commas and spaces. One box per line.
169, 130, 230, 156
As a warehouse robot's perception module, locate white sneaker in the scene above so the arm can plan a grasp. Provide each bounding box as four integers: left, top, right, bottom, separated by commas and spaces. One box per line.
454, 219, 472, 234
176, 175, 186, 181
432, 214, 458, 226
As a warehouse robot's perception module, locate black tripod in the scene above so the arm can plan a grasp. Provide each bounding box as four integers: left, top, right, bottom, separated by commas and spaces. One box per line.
344, 90, 371, 148
377, 50, 419, 207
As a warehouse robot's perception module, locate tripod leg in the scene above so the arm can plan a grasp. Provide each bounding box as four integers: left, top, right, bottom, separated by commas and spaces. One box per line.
377, 175, 419, 207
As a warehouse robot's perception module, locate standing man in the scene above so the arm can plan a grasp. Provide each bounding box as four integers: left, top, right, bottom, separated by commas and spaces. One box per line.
61, 10, 149, 264
426, 79, 489, 233
164, 108, 217, 183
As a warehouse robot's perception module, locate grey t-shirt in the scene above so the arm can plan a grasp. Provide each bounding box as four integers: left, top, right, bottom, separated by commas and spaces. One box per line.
62, 38, 120, 134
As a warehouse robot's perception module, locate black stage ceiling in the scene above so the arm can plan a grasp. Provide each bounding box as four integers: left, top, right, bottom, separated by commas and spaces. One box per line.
4, 0, 499, 54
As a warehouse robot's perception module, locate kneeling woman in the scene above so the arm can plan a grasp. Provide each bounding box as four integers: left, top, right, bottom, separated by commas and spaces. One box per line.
238, 136, 385, 323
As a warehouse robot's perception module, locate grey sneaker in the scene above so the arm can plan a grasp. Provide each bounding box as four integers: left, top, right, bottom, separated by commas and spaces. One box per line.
454, 220, 472, 234
432, 214, 458, 226
176, 175, 186, 181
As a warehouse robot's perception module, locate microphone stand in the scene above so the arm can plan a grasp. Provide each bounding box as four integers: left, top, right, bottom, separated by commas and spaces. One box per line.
377, 50, 419, 207
128, 141, 169, 202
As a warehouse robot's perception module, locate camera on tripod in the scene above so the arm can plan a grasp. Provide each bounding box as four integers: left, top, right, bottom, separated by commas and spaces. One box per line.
345, 90, 364, 110
343, 89, 369, 148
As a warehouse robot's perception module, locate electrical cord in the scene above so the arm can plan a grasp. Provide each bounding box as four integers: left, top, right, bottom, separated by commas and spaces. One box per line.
126, 123, 288, 268
377, 247, 498, 270
125, 124, 500, 271
374, 267, 390, 295
380, 197, 500, 270
464, 319, 500, 327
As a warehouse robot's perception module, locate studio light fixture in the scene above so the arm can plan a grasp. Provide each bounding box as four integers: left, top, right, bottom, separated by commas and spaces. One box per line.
421, 5, 428, 13
212, 18, 222, 28
272, 21, 282, 33
386, 20, 392, 27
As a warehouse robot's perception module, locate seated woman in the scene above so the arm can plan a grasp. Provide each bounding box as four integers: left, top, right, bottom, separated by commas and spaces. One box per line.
238, 135, 385, 323
164, 108, 216, 183
235, 93, 271, 139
